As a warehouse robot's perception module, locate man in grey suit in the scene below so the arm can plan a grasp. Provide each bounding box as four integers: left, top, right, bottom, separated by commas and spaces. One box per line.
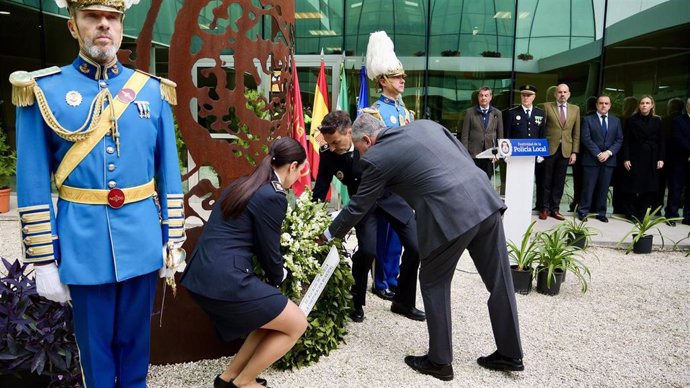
577, 95, 624, 222
322, 112, 524, 381
460, 86, 503, 178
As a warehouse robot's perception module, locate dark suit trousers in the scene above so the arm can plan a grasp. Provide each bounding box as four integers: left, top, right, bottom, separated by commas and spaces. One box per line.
419, 211, 522, 365
665, 160, 690, 219
351, 210, 420, 309
541, 145, 569, 211
579, 164, 614, 217
473, 158, 494, 180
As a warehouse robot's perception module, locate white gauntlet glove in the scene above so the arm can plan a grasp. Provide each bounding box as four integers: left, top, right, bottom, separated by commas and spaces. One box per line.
159, 242, 187, 279
34, 263, 70, 303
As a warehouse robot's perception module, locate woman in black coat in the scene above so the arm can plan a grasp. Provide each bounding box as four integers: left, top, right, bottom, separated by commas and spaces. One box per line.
621, 95, 665, 220
181, 137, 308, 388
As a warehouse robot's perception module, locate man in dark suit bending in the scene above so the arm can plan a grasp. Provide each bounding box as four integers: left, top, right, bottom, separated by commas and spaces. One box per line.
313, 111, 424, 323
321, 113, 524, 381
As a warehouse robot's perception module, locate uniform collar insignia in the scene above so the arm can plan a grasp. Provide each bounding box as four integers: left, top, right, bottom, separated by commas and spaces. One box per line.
271, 180, 286, 194
378, 94, 398, 107
73, 54, 123, 81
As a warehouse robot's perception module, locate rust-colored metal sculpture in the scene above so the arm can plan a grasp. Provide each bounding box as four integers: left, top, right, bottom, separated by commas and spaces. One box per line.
129, 0, 295, 364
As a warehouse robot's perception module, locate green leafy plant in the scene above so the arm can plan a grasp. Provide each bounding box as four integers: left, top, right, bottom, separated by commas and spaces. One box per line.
535, 228, 591, 293
507, 221, 539, 271
614, 206, 681, 253
517, 53, 533, 60
254, 190, 354, 369
559, 209, 599, 249
0, 125, 16, 189
0, 258, 81, 387
480, 50, 501, 58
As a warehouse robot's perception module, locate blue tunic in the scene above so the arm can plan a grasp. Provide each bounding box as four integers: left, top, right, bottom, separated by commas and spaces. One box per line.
15, 54, 184, 285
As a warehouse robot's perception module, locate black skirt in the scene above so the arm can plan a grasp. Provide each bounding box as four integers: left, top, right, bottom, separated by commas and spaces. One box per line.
190, 291, 288, 342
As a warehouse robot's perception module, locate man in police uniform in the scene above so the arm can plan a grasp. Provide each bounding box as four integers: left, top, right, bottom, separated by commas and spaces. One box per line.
504, 85, 546, 139
365, 31, 414, 299
10, 1, 185, 386
313, 110, 424, 323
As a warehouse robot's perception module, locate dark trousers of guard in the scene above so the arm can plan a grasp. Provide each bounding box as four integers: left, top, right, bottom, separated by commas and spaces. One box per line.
351, 210, 420, 310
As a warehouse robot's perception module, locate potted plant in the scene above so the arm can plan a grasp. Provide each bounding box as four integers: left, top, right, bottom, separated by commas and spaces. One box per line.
535, 228, 591, 295
614, 207, 681, 254
0, 124, 16, 213
480, 50, 501, 58
559, 209, 598, 250
506, 221, 539, 294
0, 258, 82, 387
517, 53, 533, 61
441, 50, 461, 57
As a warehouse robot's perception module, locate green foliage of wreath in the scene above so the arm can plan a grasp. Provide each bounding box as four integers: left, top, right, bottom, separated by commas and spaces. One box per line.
254, 190, 354, 369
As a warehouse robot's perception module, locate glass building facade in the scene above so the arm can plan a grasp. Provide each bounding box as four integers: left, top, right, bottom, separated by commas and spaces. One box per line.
1, 0, 689, 152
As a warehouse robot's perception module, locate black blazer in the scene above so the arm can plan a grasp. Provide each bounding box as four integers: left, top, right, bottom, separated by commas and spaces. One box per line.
181, 179, 287, 301
580, 113, 623, 167
313, 146, 414, 224
504, 106, 546, 139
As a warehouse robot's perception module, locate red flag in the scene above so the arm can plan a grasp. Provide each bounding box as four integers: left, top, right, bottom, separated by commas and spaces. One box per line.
290, 55, 312, 196
309, 56, 329, 181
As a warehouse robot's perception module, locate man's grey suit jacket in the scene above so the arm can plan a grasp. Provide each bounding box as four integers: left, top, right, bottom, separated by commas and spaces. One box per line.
329, 120, 506, 259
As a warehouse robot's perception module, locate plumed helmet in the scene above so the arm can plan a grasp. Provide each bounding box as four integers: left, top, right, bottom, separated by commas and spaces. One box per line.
55, 0, 140, 14
365, 31, 405, 81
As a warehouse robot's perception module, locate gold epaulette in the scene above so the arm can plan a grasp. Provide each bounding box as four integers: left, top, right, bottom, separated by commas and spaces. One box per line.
358, 107, 384, 123
135, 69, 177, 106
9, 67, 61, 107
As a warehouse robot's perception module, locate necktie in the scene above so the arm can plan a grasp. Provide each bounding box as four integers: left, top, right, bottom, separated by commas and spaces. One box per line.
559, 104, 567, 126
601, 115, 608, 136
525, 109, 530, 119
481, 109, 488, 128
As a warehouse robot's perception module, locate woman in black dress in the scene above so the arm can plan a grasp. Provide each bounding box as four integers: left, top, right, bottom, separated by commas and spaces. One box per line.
621, 95, 665, 220
181, 137, 308, 388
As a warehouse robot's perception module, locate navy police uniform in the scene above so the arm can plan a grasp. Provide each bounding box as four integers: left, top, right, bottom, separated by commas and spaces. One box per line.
181, 178, 289, 340
313, 145, 420, 311
13, 54, 184, 387
504, 106, 546, 139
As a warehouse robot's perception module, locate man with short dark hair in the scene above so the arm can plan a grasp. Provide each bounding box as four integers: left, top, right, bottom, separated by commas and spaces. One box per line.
461, 86, 503, 178
313, 110, 424, 323
322, 113, 524, 381
578, 95, 623, 222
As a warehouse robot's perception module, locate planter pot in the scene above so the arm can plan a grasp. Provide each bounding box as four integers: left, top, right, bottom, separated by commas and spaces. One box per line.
568, 232, 586, 249
632, 234, 653, 254
0, 372, 51, 388
0, 186, 10, 213
536, 268, 564, 296
510, 265, 532, 295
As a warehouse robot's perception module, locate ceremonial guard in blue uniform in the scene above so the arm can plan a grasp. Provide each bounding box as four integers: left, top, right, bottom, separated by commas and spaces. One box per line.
11, 1, 185, 386
365, 31, 415, 299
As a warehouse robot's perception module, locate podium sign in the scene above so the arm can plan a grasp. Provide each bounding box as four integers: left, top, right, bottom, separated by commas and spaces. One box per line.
499, 138, 549, 245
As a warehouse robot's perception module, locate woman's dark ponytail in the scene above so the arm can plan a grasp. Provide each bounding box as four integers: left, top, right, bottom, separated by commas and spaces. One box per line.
221, 137, 306, 218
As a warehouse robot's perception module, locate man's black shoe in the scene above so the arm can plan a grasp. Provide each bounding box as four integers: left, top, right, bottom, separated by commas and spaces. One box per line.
404, 355, 454, 381
595, 215, 609, 223
350, 306, 364, 322
391, 302, 426, 321
372, 287, 395, 300
214, 375, 231, 388
667, 220, 676, 227
477, 351, 524, 372
682, 219, 690, 226
577, 213, 587, 221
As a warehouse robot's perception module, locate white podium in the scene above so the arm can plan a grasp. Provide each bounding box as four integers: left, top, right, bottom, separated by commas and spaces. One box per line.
476, 139, 549, 245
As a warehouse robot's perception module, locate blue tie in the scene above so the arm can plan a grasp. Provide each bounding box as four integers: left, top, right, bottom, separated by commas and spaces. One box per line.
601, 115, 608, 137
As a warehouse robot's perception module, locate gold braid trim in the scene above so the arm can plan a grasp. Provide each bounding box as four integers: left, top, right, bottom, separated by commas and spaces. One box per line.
160, 79, 177, 106
33, 84, 114, 143
12, 81, 36, 107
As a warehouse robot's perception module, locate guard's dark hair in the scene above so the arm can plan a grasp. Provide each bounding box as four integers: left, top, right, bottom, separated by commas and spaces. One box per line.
221, 137, 306, 219
319, 110, 352, 135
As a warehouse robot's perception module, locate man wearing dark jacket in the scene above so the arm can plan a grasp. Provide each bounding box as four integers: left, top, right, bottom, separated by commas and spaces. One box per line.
313, 111, 424, 323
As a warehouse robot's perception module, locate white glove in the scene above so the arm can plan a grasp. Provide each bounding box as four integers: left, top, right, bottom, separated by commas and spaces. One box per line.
536, 156, 545, 163
34, 263, 70, 303
159, 243, 187, 279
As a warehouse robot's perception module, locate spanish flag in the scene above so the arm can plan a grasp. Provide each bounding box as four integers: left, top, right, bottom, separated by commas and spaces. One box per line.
290, 55, 312, 196
308, 51, 329, 181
